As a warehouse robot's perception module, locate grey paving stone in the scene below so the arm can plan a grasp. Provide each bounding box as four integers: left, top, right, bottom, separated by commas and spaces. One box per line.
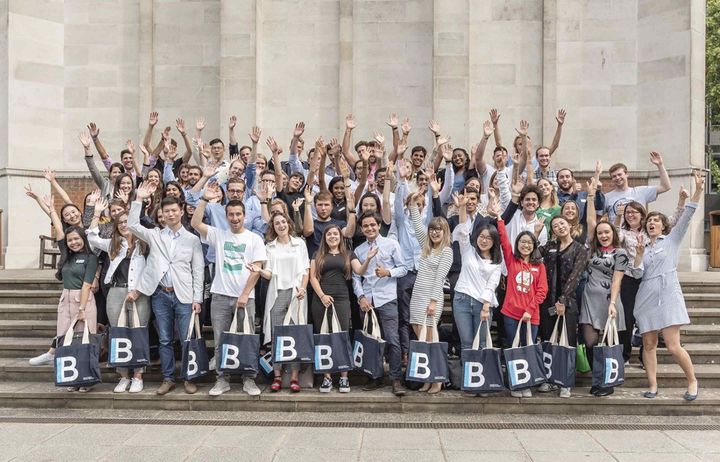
0, 445, 34, 462
201, 425, 287, 448
273, 448, 359, 462
439, 429, 524, 451
515, 430, 605, 452
0, 423, 72, 446
185, 446, 275, 462
101, 445, 197, 461
528, 452, 615, 462
359, 449, 445, 462
282, 427, 362, 449
42, 423, 144, 446
589, 430, 688, 453
445, 450, 531, 461
361, 428, 440, 450
13, 444, 114, 462
612, 453, 701, 462
662, 431, 720, 453
125, 424, 215, 447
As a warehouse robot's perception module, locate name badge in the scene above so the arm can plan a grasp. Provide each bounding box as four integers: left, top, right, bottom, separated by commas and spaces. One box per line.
76, 259, 85, 264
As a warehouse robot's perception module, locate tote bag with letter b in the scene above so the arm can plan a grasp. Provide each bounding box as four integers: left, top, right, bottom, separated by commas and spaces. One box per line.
592, 317, 625, 388
313, 304, 353, 374
352, 308, 386, 379
181, 311, 210, 381
461, 320, 505, 393
218, 306, 260, 375
504, 319, 546, 391
273, 297, 314, 364
405, 318, 449, 384
54, 318, 102, 388
107, 301, 150, 368
541, 315, 576, 388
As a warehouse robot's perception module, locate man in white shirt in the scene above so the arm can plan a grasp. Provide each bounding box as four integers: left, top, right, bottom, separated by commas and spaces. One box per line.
507, 184, 548, 249
191, 183, 267, 396
604, 151, 671, 223
128, 183, 204, 396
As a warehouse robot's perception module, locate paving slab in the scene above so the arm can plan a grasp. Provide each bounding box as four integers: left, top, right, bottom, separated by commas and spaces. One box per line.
122, 424, 215, 447
0, 422, 72, 445
612, 453, 701, 462
0, 445, 33, 462
445, 450, 531, 461
273, 448, 359, 462
100, 445, 197, 461
359, 449, 445, 462
361, 428, 441, 450
439, 429, 524, 451
282, 427, 363, 450
589, 430, 689, 453
186, 446, 275, 462
662, 431, 720, 453
201, 425, 288, 448
527, 452, 611, 462
42, 424, 145, 447
515, 429, 605, 452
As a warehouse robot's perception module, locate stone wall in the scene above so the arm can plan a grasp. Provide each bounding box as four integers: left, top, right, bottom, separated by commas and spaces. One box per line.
0, 0, 707, 269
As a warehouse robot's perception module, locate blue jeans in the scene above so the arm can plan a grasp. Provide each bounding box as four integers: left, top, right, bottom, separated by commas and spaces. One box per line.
152, 288, 193, 381
503, 316, 538, 347
453, 292, 492, 350
364, 300, 402, 380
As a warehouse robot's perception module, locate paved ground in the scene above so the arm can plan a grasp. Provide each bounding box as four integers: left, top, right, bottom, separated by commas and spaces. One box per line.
0, 409, 718, 461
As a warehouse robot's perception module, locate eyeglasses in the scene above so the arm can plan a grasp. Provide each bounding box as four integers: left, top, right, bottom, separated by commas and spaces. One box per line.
429, 228, 443, 234
477, 235, 493, 242
518, 239, 535, 245
625, 210, 640, 215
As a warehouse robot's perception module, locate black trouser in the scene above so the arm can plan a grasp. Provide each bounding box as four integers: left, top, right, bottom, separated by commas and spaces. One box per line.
619, 275, 642, 362
396, 271, 417, 356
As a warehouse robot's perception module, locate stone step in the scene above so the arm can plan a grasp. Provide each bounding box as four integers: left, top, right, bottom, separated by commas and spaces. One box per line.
683, 293, 720, 309
680, 324, 720, 343
0, 381, 716, 415
0, 305, 59, 321
0, 289, 62, 305
0, 320, 57, 338
1, 356, 719, 388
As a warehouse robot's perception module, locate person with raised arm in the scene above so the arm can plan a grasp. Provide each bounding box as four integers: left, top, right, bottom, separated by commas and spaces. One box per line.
604, 151, 672, 224
635, 171, 705, 401
514, 109, 566, 178
128, 182, 204, 396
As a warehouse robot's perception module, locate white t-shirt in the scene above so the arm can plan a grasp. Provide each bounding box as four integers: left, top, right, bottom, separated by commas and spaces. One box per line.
604, 186, 658, 223
266, 240, 310, 290
203, 227, 268, 298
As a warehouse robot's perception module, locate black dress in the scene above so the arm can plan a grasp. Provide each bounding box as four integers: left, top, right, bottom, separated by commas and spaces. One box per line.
539, 240, 588, 346
311, 252, 356, 334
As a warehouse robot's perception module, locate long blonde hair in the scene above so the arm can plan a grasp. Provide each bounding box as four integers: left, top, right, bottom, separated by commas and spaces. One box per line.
422, 217, 451, 258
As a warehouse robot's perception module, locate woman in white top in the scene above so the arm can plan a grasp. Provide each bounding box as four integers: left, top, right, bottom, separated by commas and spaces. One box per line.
86, 207, 149, 394
451, 192, 502, 351
247, 212, 309, 393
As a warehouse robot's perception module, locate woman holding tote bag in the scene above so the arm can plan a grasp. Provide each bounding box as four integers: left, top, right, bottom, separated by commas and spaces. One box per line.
86, 205, 149, 394
248, 212, 309, 393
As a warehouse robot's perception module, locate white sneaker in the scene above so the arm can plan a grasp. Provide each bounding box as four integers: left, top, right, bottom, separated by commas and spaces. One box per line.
522, 388, 532, 398
29, 352, 54, 366
208, 356, 216, 371
538, 383, 557, 393
242, 378, 261, 396
129, 378, 144, 393
560, 387, 571, 398
114, 378, 131, 393
511, 390, 523, 398
209, 378, 231, 396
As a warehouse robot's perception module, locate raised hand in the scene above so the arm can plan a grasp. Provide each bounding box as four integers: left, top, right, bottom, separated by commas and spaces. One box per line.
345, 114, 356, 130
196, 117, 206, 132
428, 120, 441, 136
135, 182, 156, 200
556, 108, 567, 125
86, 189, 100, 206
203, 160, 219, 178
367, 245, 379, 260
303, 184, 313, 203
126, 139, 135, 154
87, 122, 99, 138
161, 126, 171, 141
386, 113, 398, 129
595, 160, 603, 176
401, 117, 412, 135
338, 158, 351, 179
328, 138, 341, 157
266, 136, 280, 154
693, 169, 706, 196
96, 196, 108, 213
292, 197, 305, 212
429, 173, 441, 196
140, 144, 150, 159
679, 186, 689, 202
452, 191, 467, 209
397, 159, 410, 180
148, 111, 159, 127
486, 196, 501, 217
511, 178, 524, 195
534, 216, 546, 235
203, 182, 222, 202
314, 136, 326, 155
373, 131, 385, 146
489, 108, 500, 125
115, 189, 129, 204
587, 176, 598, 193
649, 151, 664, 166
440, 142, 453, 162
42, 168, 56, 183
516, 120, 529, 137
470, 143, 479, 159
396, 142, 408, 158
636, 234, 645, 256
229, 115, 237, 130
256, 181, 268, 202
483, 120, 494, 137
175, 118, 186, 135
79, 131, 92, 149
437, 134, 451, 147
24, 184, 39, 200
249, 126, 262, 144
385, 161, 395, 180
41, 195, 54, 211
294, 122, 305, 138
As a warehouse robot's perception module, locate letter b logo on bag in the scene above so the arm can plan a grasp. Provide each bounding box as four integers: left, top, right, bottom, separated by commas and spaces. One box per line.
409, 352, 430, 379
352, 341, 364, 367
221, 344, 240, 370
187, 351, 198, 376
543, 352, 553, 379
508, 359, 530, 386
275, 336, 297, 362
111, 338, 133, 364
56, 357, 79, 383
463, 362, 485, 387
604, 358, 619, 384
315, 345, 333, 370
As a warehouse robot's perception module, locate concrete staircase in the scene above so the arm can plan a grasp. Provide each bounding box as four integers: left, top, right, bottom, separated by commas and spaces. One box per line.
0, 270, 719, 415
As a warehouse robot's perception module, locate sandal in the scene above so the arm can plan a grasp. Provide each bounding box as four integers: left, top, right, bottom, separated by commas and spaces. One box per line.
270, 377, 282, 392
290, 380, 301, 393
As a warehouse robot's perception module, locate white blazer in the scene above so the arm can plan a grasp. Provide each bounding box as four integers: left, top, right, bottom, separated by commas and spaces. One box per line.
128, 201, 204, 304
86, 228, 147, 292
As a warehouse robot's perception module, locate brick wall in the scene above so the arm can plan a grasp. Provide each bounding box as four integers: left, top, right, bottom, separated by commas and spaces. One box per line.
53, 177, 96, 214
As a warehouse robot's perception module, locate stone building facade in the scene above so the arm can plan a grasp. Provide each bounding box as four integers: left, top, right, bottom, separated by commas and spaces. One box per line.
0, 0, 707, 269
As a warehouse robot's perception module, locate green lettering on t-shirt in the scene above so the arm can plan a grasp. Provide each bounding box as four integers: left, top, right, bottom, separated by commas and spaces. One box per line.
223, 241, 247, 273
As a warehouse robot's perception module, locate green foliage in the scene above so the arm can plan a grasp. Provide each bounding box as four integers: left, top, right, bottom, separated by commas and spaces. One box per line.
709, 150, 720, 190
709, 0, 720, 125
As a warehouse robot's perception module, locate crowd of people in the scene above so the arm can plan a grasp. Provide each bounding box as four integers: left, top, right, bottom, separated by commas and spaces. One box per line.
25, 109, 704, 400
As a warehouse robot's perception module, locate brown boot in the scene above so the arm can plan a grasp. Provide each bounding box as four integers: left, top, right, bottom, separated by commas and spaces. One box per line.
427, 382, 442, 394
392, 380, 406, 396
184, 380, 198, 394
156, 380, 175, 396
